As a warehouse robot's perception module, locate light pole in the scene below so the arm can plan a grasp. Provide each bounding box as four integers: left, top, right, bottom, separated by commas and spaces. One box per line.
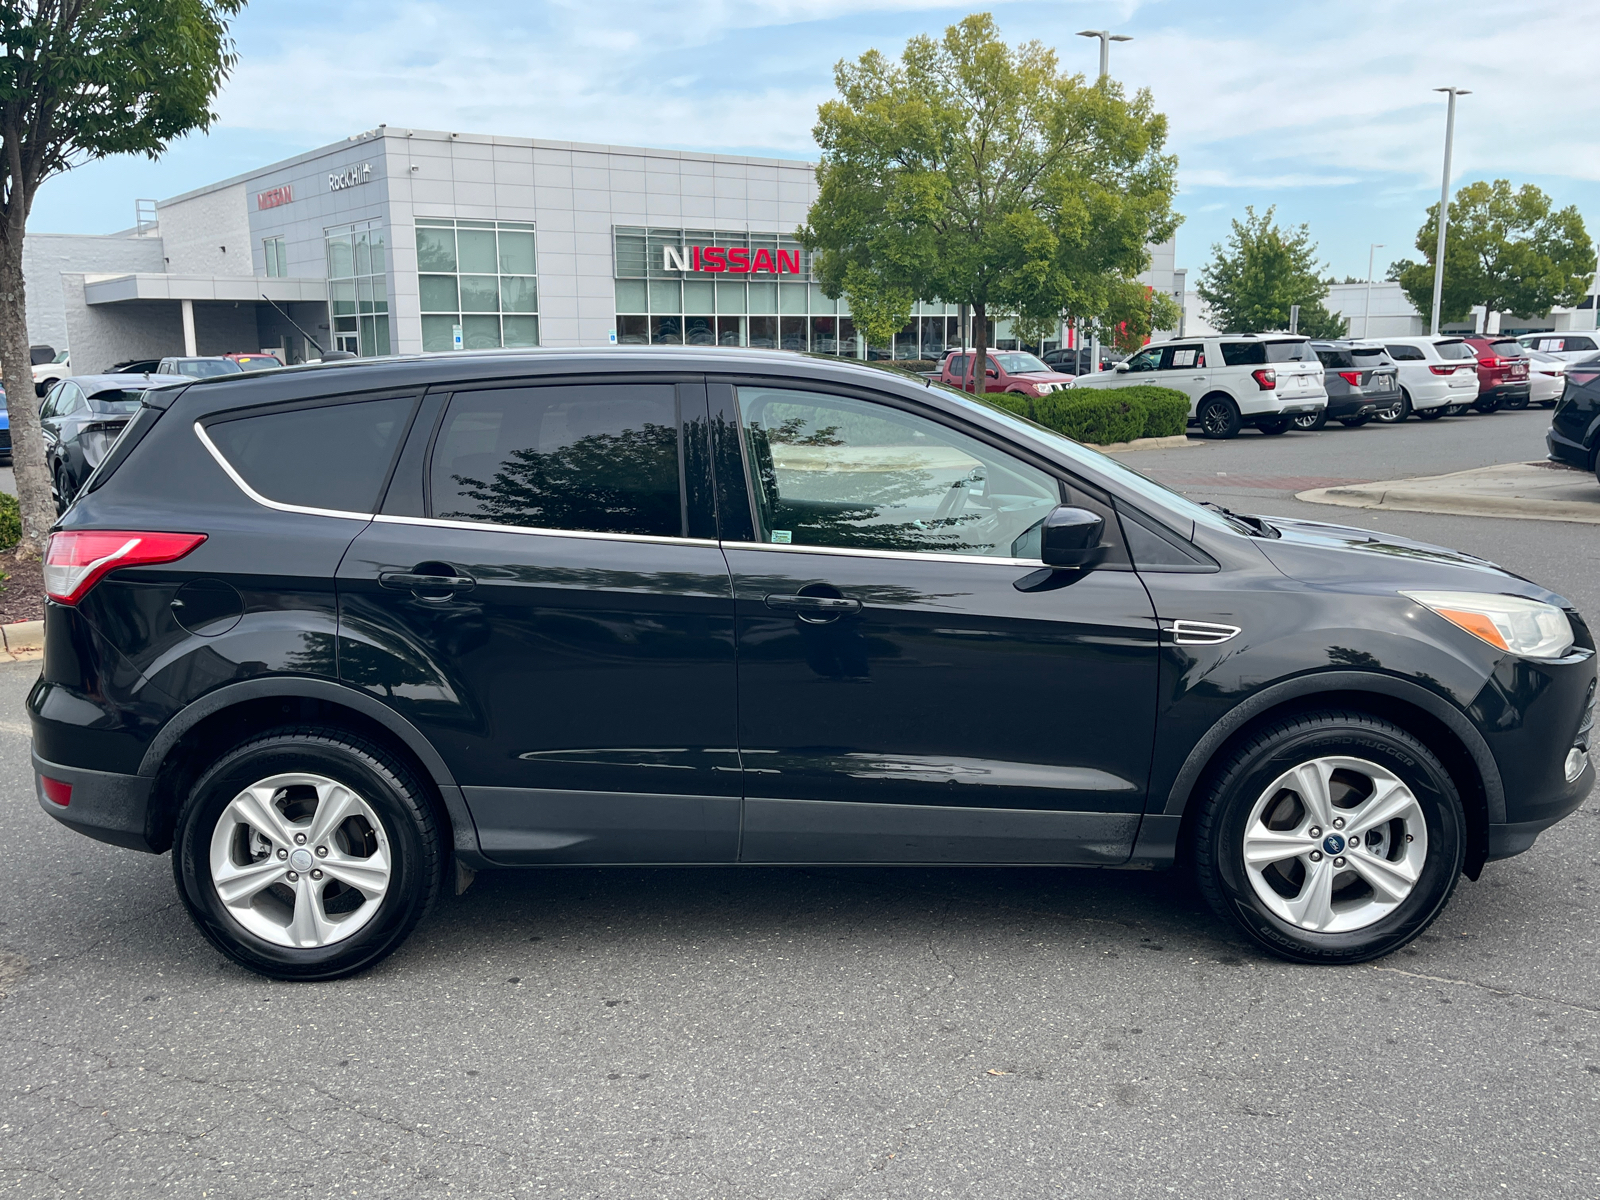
1362, 243, 1383, 338
1430, 87, 1470, 337
1077, 29, 1132, 81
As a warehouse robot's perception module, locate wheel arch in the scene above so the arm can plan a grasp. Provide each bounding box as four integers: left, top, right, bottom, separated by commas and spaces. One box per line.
1158, 672, 1501, 880
1198, 389, 1240, 410
137, 677, 483, 864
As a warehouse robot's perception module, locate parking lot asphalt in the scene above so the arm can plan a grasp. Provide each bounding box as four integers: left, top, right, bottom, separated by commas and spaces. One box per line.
2, 406, 1598, 1199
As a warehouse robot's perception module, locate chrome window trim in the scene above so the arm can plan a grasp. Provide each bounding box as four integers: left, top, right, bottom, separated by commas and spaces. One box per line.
193, 421, 373, 522
720, 539, 1040, 568
373, 512, 720, 549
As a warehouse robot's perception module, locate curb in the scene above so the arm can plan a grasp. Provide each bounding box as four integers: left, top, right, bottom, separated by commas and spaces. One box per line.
1, 619, 42, 662
1297, 470, 1600, 526
1087, 434, 1196, 454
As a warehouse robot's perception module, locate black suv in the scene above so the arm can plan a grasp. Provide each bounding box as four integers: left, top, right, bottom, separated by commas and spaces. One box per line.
33, 349, 1595, 979
1295, 341, 1401, 430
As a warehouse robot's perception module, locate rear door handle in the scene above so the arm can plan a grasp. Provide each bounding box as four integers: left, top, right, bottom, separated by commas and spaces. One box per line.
764, 593, 862, 622
380, 571, 476, 597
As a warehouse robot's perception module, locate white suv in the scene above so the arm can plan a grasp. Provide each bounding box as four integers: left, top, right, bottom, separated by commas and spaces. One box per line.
1071, 334, 1326, 438
1517, 332, 1600, 362
1379, 337, 1481, 420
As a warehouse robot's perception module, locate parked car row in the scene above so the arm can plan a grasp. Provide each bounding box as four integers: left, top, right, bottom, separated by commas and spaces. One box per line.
936, 334, 1546, 439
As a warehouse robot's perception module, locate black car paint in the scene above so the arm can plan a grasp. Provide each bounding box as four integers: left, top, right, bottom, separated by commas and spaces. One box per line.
1546, 356, 1600, 471
30, 349, 1596, 881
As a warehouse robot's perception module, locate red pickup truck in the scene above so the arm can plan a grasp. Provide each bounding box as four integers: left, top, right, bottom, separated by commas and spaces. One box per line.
939, 350, 1077, 398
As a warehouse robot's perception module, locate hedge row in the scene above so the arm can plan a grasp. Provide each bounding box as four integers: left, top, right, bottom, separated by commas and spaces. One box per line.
0, 493, 18, 552
985, 384, 1189, 445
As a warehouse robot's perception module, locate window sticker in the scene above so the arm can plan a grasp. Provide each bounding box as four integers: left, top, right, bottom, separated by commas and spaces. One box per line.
1172, 349, 1196, 368
771, 530, 793, 544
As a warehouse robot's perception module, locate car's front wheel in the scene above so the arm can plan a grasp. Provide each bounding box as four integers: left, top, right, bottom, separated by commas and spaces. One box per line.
173, 729, 444, 981
1197, 395, 1242, 439
1193, 711, 1465, 964
1290, 408, 1327, 432
1474, 395, 1501, 414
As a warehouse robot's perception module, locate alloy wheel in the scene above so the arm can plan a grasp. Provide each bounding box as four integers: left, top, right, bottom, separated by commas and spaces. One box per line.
1241, 756, 1427, 934
208, 772, 392, 948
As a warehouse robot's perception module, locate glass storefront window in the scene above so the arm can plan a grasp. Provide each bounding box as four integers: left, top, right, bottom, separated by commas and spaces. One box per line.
326, 220, 388, 357
412, 218, 540, 351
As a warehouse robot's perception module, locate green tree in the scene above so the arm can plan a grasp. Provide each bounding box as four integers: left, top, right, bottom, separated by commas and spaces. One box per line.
1, 0, 243, 556
1197, 206, 1346, 337
799, 12, 1179, 391
1390, 179, 1594, 325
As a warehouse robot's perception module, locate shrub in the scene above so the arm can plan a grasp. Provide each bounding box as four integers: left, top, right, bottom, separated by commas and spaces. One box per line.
1108, 385, 1191, 438
1033, 390, 1146, 445
0, 493, 20, 552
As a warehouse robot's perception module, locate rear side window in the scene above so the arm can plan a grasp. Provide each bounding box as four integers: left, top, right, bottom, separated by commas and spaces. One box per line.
1386, 344, 1426, 361
1220, 342, 1266, 366
1263, 340, 1315, 362
206, 395, 415, 513
1434, 339, 1476, 360
948, 355, 968, 377
429, 383, 682, 537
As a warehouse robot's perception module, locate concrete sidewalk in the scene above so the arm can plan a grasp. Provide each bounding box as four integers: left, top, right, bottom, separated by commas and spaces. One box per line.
1298, 461, 1600, 524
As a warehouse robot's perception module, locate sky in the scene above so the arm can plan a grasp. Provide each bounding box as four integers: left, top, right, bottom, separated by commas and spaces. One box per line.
27, 0, 1600, 282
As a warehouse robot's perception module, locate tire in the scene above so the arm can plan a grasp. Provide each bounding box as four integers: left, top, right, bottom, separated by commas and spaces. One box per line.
1444, 403, 1470, 416
52, 464, 71, 515
1290, 408, 1327, 432
1256, 417, 1291, 435
1197, 395, 1242, 439
1340, 416, 1372, 428
1374, 390, 1411, 424
1473, 395, 1501, 414
1193, 711, 1465, 964
1504, 395, 1529, 411
173, 728, 444, 981
1415, 407, 1444, 421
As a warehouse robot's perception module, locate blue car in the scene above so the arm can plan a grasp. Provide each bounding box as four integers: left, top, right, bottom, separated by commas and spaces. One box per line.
0, 381, 10, 463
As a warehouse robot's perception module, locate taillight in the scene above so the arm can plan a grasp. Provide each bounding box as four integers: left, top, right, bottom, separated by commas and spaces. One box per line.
1481, 356, 1507, 369
1338, 370, 1362, 387
40, 776, 72, 807
1251, 368, 1277, 390
1569, 371, 1600, 388
1429, 364, 1464, 375
44, 530, 207, 605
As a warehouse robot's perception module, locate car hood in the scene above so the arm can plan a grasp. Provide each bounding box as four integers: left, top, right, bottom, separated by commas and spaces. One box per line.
1014, 371, 1078, 385
1253, 514, 1568, 606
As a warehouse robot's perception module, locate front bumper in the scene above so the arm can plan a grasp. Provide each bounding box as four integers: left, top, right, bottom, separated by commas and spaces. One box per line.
33, 749, 158, 853
1546, 425, 1589, 470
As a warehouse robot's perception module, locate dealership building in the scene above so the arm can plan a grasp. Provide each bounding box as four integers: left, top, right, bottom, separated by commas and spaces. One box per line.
26, 126, 1180, 372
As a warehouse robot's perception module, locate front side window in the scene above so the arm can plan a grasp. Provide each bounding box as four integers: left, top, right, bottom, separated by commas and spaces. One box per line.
1124, 347, 1161, 372
430, 384, 681, 537
206, 395, 415, 513
734, 387, 1060, 558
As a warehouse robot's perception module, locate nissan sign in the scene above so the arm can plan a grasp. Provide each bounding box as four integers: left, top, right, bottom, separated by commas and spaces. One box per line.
662, 245, 802, 275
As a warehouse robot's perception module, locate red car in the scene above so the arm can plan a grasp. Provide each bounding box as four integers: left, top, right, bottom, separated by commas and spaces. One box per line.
1457, 336, 1530, 413
938, 349, 1076, 398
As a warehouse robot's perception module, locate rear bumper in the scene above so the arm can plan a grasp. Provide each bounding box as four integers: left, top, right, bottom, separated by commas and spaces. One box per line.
1326, 395, 1381, 420
33, 748, 158, 853
1484, 381, 1531, 402
1546, 426, 1590, 470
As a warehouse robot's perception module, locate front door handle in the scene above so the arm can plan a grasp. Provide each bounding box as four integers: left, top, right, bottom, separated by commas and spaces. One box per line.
765, 593, 862, 623
380, 571, 476, 599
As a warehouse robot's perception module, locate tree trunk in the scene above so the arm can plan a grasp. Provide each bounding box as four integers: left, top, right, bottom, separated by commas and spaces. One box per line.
971, 301, 989, 398
0, 233, 54, 559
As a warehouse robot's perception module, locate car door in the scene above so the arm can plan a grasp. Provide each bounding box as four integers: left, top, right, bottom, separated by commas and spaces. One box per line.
41, 382, 83, 488
1158, 342, 1212, 409
338, 376, 741, 865
711, 379, 1160, 864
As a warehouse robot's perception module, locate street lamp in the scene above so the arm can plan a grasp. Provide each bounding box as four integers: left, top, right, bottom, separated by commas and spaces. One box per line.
1362, 243, 1383, 338
1077, 30, 1132, 80
1430, 87, 1470, 337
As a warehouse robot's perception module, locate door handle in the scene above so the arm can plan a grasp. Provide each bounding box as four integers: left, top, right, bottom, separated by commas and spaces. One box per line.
765, 593, 862, 623
380, 571, 476, 598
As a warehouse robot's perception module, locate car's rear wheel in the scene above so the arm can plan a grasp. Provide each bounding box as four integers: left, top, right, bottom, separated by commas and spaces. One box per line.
1504, 393, 1529, 410
1193, 711, 1465, 964
1290, 408, 1327, 432
1415, 406, 1444, 421
1340, 415, 1372, 428
1474, 395, 1501, 414
1442, 403, 1469, 416
1374, 391, 1411, 423
1256, 417, 1291, 435
173, 729, 443, 981
1197, 395, 1242, 439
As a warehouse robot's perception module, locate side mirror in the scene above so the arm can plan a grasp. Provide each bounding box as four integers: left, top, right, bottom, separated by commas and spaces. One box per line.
1114, 362, 1131, 373
1040, 505, 1106, 569
985, 367, 998, 377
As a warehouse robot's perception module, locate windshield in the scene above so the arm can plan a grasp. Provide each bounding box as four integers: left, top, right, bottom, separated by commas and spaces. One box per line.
992, 352, 1050, 374
933, 384, 1251, 537
179, 359, 244, 377
88, 389, 145, 413
1263, 340, 1316, 363
53, 350, 70, 364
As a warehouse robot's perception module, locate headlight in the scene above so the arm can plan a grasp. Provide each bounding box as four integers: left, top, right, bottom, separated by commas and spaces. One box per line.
1402, 590, 1574, 658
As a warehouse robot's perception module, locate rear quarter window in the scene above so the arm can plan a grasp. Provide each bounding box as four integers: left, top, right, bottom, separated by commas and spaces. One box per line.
1434, 340, 1477, 360
1220, 342, 1266, 366
204, 395, 417, 513
1385, 344, 1426, 361
1315, 348, 1355, 369
1263, 341, 1315, 363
